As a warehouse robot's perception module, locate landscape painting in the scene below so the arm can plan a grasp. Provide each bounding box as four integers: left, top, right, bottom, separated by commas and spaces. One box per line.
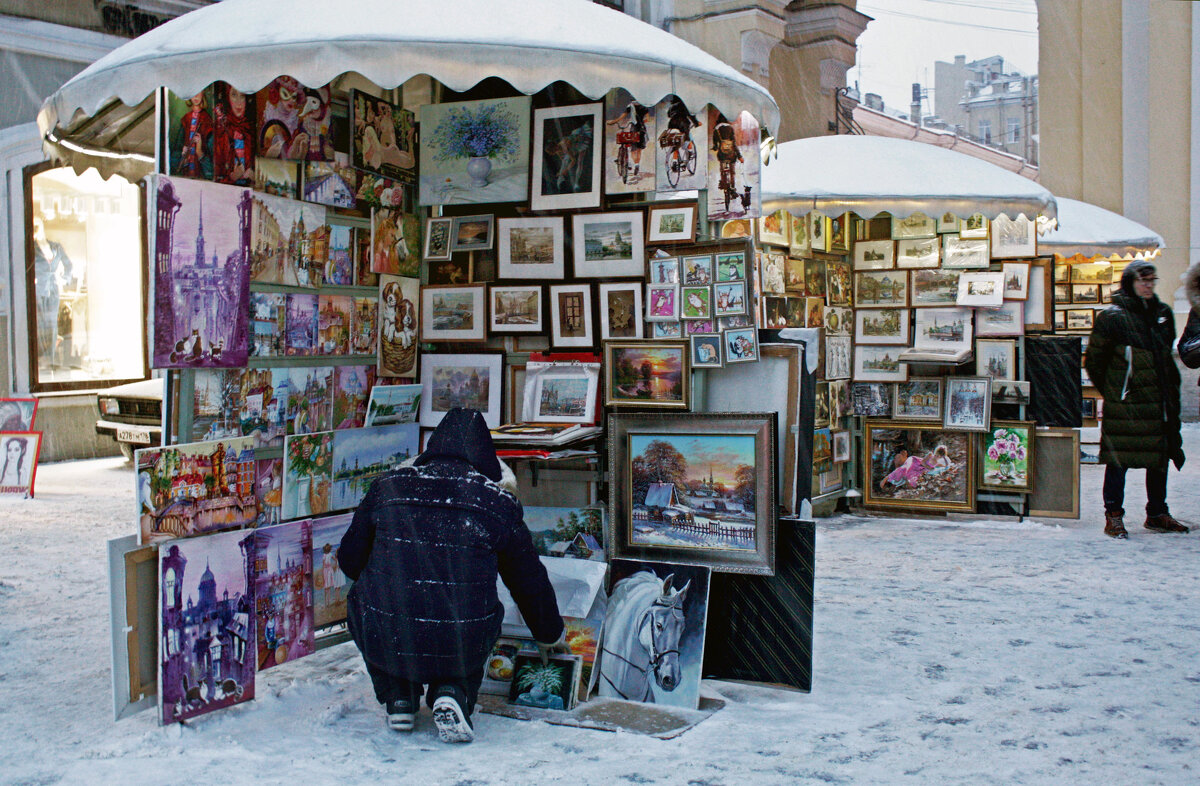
524, 506, 606, 561
604, 342, 689, 408
136, 437, 258, 545
152, 176, 250, 368
312, 512, 354, 628
364, 383, 422, 427
328, 423, 420, 511
159, 528, 256, 725
253, 519, 314, 670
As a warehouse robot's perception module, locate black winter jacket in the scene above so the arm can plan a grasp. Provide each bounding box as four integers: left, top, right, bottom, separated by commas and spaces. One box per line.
1179, 260, 1200, 371
1085, 261, 1184, 469
338, 408, 563, 681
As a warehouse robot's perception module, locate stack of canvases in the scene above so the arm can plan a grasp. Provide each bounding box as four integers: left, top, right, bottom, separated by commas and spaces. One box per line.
141, 72, 775, 724
753, 207, 1053, 513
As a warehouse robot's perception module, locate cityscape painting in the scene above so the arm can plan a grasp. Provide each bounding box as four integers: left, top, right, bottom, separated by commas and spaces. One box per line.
253, 519, 314, 670
136, 437, 258, 545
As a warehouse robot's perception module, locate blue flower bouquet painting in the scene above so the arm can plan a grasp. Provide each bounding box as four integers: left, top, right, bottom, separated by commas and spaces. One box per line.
419, 96, 531, 206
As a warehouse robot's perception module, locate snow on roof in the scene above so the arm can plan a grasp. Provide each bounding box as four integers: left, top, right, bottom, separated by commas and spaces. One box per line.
1038, 197, 1163, 261
645, 483, 677, 508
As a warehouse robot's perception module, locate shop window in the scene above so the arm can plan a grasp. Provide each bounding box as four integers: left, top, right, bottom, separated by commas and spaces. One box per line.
25, 165, 148, 392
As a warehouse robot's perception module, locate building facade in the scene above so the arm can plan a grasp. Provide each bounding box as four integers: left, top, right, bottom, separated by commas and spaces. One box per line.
933, 54, 1038, 164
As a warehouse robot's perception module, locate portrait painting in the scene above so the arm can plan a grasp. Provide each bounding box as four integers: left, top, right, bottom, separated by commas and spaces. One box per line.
311, 512, 354, 628
168, 87, 215, 180
351, 90, 416, 182
532, 103, 603, 211
0, 432, 40, 497
256, 76, 334, 161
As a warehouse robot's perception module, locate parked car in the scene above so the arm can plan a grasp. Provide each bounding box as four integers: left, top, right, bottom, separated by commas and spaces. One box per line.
95, 378, 164, 460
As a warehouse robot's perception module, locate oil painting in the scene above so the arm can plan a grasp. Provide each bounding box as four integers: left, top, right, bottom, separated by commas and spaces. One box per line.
524, 506, 606, 561
654, 95, 708, 193
312, 512, 354, 628
705, 108, 760, 221
980, 421, 1034, 493
603, 342, 689, 408
136, 437, 257, 545
864, 421, 974, 512
253, 519, 314, 670
256, 76, 333, 161
419, 96, 531, 206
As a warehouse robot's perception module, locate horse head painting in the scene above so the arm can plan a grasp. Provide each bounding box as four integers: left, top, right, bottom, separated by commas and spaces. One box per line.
598, 570, 691, 704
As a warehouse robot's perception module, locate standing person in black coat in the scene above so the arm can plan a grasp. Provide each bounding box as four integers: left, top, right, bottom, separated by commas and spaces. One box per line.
338, 408, 567, 742
1179, 260, 1200, 400
1085, 261, 1187, 538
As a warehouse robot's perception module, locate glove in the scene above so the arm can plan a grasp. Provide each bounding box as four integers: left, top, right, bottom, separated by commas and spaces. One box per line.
536, 631, 572, 665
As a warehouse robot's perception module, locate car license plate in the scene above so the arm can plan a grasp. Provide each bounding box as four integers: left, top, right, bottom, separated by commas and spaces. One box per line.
117, 427, 152, 445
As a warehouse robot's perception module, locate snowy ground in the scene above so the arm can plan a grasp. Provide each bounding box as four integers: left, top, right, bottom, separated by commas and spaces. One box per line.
2, 428, 1200, 785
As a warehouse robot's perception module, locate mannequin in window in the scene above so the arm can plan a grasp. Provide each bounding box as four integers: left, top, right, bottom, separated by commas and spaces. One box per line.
32, 216, 73, 368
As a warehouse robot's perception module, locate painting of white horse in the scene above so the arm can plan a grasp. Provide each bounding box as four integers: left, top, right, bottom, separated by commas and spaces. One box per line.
596, 559, 711, 710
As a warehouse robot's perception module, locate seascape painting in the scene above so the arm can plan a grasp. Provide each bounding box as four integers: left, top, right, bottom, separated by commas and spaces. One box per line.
253, 519, 314, 670
328, 424, 419, 511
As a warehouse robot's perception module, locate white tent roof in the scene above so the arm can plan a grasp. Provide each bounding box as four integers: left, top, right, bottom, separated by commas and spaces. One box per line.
39, 0, 778, 147
761, 135, 1055, 220
1037, 197, 1163, 261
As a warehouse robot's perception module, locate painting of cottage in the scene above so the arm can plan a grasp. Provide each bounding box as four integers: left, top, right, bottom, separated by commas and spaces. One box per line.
136, 437, 258, 545
524, 506, 606, 562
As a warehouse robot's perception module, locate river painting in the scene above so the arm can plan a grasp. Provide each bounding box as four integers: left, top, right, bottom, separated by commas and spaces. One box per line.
605, 343, 687, 407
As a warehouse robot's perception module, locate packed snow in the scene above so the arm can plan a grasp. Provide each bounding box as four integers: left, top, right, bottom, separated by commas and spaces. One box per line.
2, 428, 1199, 784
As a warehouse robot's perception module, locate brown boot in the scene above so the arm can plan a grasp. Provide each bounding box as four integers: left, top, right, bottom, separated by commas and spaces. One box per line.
1104, 509, 1128, 539
1144, 513, 1190, 533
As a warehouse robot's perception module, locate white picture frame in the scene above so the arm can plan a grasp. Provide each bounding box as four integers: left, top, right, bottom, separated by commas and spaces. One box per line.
421, 284, 486, 342
598, 281, 644, 340
990, 214, 1037, 258
531, 103, 603, 211
942, 235, 991, 269
488, 284, 544, 334
549, 284, 595, 348
853, 345, 908, 382
1001, 261, 1031, 300
943, 376, 992, 432
975, 338, 1018, 380
895, 237, 940, 269
853, 239, 894, 270
913, 307, 973, 351
498, 216, 565, 279
975, 300, 1026, 337
521, 361, 601, 424
957, 271, 1006, 308
419, 352, 504, 429
854, 308, 911, 345
572, 210, 645, 277
645, 283, 680, 322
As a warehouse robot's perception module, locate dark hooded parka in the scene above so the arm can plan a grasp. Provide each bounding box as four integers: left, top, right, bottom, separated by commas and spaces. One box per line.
1085, 260, 1184, 469
338, 408, 563, 683
1178, 260, 1200, 373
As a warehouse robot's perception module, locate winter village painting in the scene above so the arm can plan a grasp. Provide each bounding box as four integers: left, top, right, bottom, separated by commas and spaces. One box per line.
627, 433, 757, 551
253, 520, 314, 670
312, 513, 353, 628
152, 176, 251, 368
159, 528, 256, 724
136, 437, 257, 545
524, 506, 606, 561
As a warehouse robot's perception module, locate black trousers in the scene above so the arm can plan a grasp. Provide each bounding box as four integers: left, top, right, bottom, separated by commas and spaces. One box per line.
364, 660, 487, 716
1103, 464, 1169, 516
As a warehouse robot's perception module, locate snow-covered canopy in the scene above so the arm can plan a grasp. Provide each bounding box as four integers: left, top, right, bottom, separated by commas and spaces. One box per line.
761, 135, 1056, 221
1037, 197, 1163, 261
38, 0, 778, 177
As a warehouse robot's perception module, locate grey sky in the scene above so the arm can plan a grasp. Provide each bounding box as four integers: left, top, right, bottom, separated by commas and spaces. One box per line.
849, 0, 1038, 115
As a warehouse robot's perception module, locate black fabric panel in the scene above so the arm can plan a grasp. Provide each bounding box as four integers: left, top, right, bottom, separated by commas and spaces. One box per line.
702, 519, 815, 691
1026, 335, 1082, 427
758, 329, 816, 513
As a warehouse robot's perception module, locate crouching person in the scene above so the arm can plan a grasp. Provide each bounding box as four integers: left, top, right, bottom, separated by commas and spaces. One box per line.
338, 408, 566, 742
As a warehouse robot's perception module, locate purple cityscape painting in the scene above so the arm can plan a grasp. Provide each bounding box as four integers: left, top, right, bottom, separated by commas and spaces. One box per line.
159, 528, 256, 724
253, 519, 314, 670
152, 175, 251, 368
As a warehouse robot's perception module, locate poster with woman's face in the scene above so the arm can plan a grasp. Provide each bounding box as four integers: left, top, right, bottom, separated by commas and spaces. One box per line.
0, 432, 41, 497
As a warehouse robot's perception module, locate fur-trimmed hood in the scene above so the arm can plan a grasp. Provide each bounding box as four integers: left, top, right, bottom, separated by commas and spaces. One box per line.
1185, 260, 1200, 311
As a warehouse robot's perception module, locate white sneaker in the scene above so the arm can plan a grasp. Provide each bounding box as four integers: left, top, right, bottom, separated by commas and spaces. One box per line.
431, 695, 474, 743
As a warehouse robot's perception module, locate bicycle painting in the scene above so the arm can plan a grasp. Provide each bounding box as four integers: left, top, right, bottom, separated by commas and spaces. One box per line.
605, 89, 656, 193
655, 96, 707, 192
706, 108, 760, 221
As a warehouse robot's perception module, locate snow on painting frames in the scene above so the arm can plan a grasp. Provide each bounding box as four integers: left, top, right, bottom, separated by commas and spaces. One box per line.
607, 412, 776, 575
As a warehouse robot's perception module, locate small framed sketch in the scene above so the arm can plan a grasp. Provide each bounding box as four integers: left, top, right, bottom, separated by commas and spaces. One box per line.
602, 340, 690, 408
1071, 262, 1112, 285
854, 308, 911, 345
680, 286, 712, 320
975, 338, 1018, 379
854, 239, 894, 270
809, 211, 829, 253
652, 320, 682, 338
758, 209, 790, 246
549, 284, 594, 348
975, 301, 1025, 337
1054, 263, 1071, 283
1001, 261, 1030, 300
572, 210, 645, 277
854, 345, 908, 382
913, 307, 973, 351
1054, 284, 1071, 305
826, 305, 852, 336
956, 271, 1005, 308
893, 377, 943, 421
690, 333, 723, 368
498, 216, 565, 279
420, 352, 504, 429
1024, 259, 1053, 331
424, 217, 453, 261
725, 328, 759, 363
979, 420, 1035, 493
1072, 283, 1100, 304
646, 203, 697, 244
598, 281, 644, 340
531, 103, 603, 211
855, 270, 909, 308
937, 212, 960, 233
892, 212, 937, 239
943, 376, 992, 432
450, 214, 495, 252
1053, 310, 1066, 331
896, 237, 940, 269
714, 281, 748, 316
942, 236, 991, 269
911, 269, 960, 307
1065, 308, 1095, 331
832, 429, 851, 464
488, 284, 543, 334
421, 284, 486, 342
789, 213, 810, 255
648, 256, 679, 284
825, 335, 852, 380
990, 214, 1037, 258
958, 212, 989, 239
646, 283, 679, 321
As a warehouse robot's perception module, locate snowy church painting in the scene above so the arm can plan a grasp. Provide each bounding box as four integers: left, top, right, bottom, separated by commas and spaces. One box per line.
159, 528, 256, 724
253, 520, 314, 670
152, 176, 251, 368
628, 433, 757, 552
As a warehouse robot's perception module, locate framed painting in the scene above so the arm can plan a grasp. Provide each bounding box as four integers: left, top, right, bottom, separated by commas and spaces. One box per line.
942, 235, 991, 269
652, 320, 683, 338
682, 254, 714, 286
421, 284, 486, 342
825, 305, 853, 336
690, 333, 723, 368
832, 429, 851, 464
724, 328, 758, 364
958, 212, 990, 239
350, 89, 415, 182
649, 256, 680, 284
937, 212, 960, 233
809, 210, 829, 253
829, 212, 851, 252
498, 216, 565, 279
573, 210, 644, 278
853, 382, 892, 417
598, 281, 644, 340
913, 307, 973, 351
855, 271, 909, 308
1028, 428, 1080, 518
419, 352, 504, 428
253, 520, 315, 670
891, 212, 937, 239
893, 377, 943, 421
136, 437, 257, 543
818, 464, 844, 496
715, 251, 747, 283
853, 345, 908, 382
979, 420, 1035, 493
975, 338, 1018, 379
853, 239, 894, 270
789, 212, 810, 255
423, 217, 453, 261
1054, 263, 1071, 283
825, 335, 852, 380
647, 203, 698, 244
854, 308, 911, 345
990, 214, 1037, 258
0, 431, 41, 497
603, 340, 690, 409
680, 286, 712, 320
944, 376, 992, 432
813, 427, 833, 474
1081, 395, 1098, 420
826, 259, 853, 306
549, 284, 595, 349
832, 378, 852, 419
1072, 283, 1100, 304
813, 381, 830, 428
863, 420, 975, 512
895, 237, 940, 269
531, 103, 603, 211
418, 95, 531, 206
975, 301, 1025, 337
1065, 308, 1095, 331
645, 284, 680, 322
450, 214, 495, 253
1002, 261, 1031, 300
992, 379, 1030, 406
364, 383, 422, 427
911, 268, 961, 308
757, 209, 790, 246
0, 398, 38, 431
607, 411, 777, 575
521, 361, 600, 424
488, 284, 544, 334
1054, 284, 1072, 305
956, 271, 1005, 308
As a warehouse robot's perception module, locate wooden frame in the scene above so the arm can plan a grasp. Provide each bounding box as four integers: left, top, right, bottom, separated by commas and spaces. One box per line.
108, 534, 157, 721
1001, 261, 1030, 300
863, 420, 976, 512
891, 212, 937, 239
487, 284, 544, 334
1024, 259, 1054, 331
854, 239, 894, 270
450, 213, 495, 252
943, 376, 992, 432
854, 308, 911, 345
1065, 308, 1096, 331
975, 338, 1018, 380
597, 281, 644, 340
895, 237, 940, 269
607, 411, 777, 575
975, 301, 1025, 337
855, 270, 909, 308
853, 345, 908, 382
498, 216, 565, 280
646, 203, 698, 244
893, 377, 944, 421
602, 340, 690, 409
420, 283, 486, 342
958, 212, 990, 239
423, 216, 453, 261
1028, 428, 1080, 518
572, 210, 645, 278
